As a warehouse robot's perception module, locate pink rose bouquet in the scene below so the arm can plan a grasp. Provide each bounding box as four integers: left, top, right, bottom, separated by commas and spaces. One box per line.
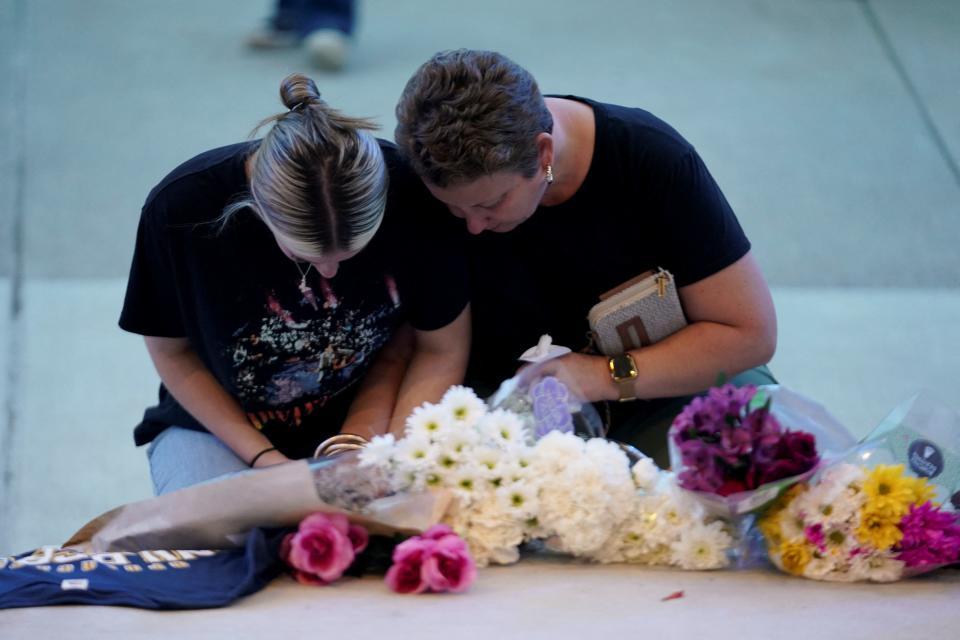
385, 525, 476, 594
280, 512, 369, 585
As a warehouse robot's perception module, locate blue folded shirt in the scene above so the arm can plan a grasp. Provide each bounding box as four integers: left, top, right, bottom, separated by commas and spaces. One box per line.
0, 528, 287, 610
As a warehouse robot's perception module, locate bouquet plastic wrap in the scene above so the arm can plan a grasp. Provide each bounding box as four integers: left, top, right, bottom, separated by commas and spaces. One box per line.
759, 392, 960, 581
666, 384, 857, 566
488, 357, 606, 440
65, 455, 450, 553
668, 384, 854, 516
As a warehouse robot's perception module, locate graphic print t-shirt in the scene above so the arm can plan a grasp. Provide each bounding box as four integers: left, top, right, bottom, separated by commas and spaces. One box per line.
0, 528, 286, 610
120, 141, 468, 458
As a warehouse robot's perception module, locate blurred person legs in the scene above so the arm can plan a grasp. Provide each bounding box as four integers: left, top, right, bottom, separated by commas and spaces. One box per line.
247, 0, 355, 70
147, 427, 250, 495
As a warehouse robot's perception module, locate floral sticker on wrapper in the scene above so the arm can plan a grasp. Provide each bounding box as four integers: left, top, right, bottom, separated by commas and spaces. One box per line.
487, 336, 604, 440
531, 376, 574, 437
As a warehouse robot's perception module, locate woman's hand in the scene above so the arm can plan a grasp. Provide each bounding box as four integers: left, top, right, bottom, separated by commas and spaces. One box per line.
339, 324, 415, 440
519, 352, 617, 403
521, 252, 777, 403
144, 336, 282, 468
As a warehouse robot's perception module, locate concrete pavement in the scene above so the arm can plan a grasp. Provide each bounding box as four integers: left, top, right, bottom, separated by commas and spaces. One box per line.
1, 0, 959, 630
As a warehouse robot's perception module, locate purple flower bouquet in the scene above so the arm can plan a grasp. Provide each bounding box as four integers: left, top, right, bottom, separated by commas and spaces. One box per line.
669, 384, 825, 516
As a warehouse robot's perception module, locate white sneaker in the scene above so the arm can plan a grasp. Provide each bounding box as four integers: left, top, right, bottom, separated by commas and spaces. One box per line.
304, 28, 349, 71
245, 26, 300, 50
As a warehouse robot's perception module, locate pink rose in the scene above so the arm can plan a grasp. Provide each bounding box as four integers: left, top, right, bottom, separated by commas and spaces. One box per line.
385, 538, 433, 594
385, 527, 476, 594
421, 524, 455, 540
281, 512, 368, 585
421, 534, 476, 593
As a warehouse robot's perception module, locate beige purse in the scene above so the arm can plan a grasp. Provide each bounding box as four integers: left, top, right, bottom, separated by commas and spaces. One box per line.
587, 268, 687, 355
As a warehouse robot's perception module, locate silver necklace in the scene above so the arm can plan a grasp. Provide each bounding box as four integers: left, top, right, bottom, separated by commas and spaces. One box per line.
294, 262, 319, 310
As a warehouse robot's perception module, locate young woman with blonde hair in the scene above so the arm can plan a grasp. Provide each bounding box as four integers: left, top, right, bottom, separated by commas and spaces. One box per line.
122, 74, 469, 494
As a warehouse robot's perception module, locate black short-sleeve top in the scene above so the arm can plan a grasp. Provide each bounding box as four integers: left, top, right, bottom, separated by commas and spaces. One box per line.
120, 140, 468, 457
465, 96, 751, 387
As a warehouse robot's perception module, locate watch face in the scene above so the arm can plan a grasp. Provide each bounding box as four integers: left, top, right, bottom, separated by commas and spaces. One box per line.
610, 354, 637, 380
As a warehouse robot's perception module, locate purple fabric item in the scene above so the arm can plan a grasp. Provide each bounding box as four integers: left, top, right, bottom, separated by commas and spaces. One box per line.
531, 377, 573, 437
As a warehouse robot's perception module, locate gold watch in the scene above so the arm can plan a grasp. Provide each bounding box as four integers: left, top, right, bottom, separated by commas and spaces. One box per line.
608, 353, 638, 402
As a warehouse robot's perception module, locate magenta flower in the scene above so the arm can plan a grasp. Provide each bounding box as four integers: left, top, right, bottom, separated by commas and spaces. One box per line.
385, 537, 433, 594
804, 524, 826, 552
386, 525, 476, 594
421, 534, 476, 593
895, 502, 960, 569
670, 384, 819, 496
757, 431, 819, 486
281, 512, 368, 585
421, 524, 456, 540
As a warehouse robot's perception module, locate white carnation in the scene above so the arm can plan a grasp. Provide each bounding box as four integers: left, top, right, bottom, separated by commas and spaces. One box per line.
584, 438, 630, 472
451, 493, 527, 567
530, 431, 585, 474
631, 457, 661, 491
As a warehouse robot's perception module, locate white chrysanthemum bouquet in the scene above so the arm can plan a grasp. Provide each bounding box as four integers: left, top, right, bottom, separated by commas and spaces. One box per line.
360, 384, 733, 568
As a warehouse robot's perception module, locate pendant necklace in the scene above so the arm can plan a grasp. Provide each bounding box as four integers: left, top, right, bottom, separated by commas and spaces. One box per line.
295, 262, 320, 310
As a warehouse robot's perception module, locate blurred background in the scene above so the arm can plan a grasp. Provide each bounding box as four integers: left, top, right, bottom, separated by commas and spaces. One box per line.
1, 0, 957, 554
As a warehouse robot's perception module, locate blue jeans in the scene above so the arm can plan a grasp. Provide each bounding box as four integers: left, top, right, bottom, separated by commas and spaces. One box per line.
146, 427, 250, 496
272, 0, 355, 37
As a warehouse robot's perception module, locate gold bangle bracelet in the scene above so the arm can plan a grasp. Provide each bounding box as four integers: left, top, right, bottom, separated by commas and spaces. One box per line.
313, 434, 369, 458
324, 444, 365, 458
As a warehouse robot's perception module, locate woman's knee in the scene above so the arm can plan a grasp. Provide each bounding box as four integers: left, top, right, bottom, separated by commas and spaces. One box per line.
147, 427, 249, 495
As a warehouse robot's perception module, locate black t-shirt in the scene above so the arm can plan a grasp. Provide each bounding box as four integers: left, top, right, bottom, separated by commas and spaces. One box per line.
465, 97, 751, 388
120, 140, 468, 458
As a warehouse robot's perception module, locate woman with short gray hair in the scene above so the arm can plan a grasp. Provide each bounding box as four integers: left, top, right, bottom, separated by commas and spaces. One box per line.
395, 50, 776, 466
